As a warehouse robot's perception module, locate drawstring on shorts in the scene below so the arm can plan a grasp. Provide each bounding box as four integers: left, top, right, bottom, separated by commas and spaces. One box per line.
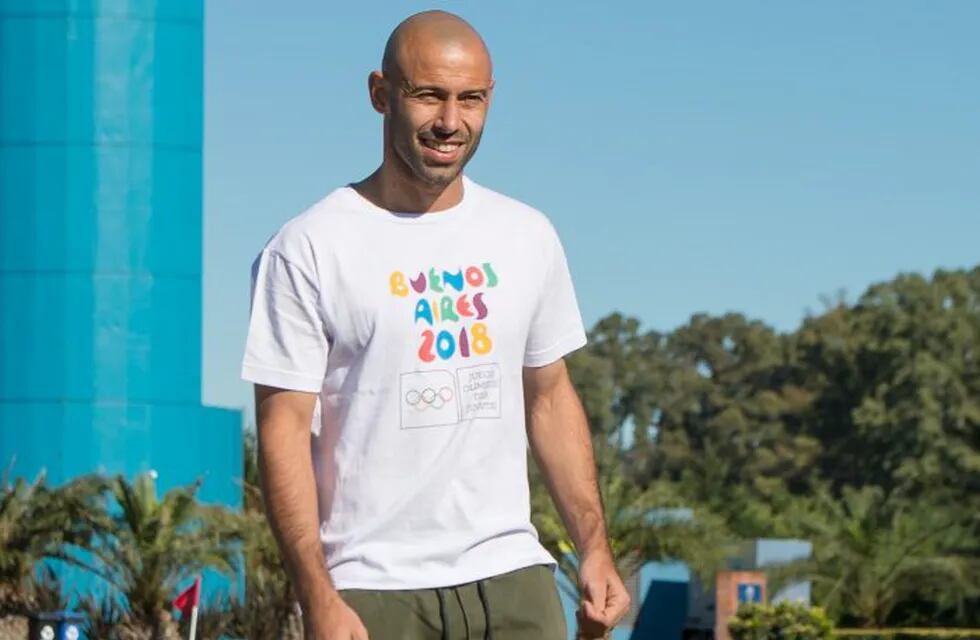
435, 579, 494, 640
476, 579, 494, 640
436, 587, 451, 640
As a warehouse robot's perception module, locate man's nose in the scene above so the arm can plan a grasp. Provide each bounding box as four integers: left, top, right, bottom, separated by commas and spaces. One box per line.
434, 98, 461, 133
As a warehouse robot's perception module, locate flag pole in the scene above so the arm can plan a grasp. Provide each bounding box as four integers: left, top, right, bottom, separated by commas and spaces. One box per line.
188, 605, 199, 640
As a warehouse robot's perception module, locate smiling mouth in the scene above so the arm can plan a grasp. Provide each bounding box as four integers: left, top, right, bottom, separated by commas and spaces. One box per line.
420, 138, 464, 153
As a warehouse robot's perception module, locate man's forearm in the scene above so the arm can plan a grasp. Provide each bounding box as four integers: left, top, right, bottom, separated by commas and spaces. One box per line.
256, 389, 337, 615
525, 365, 610, 558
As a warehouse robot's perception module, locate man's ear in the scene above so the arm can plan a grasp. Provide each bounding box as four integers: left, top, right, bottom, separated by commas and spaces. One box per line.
368, 71, 387, 114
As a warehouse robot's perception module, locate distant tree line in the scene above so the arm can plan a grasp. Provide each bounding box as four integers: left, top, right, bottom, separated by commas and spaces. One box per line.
533, 266, 980, 627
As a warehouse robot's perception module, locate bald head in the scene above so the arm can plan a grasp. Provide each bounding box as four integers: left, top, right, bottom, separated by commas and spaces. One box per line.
382, 10, 492, 81
367, 11, 494, 192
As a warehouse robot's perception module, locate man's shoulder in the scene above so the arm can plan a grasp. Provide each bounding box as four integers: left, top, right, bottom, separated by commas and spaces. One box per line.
467, 178, 557, 236
283, 186, 359, 233
259, 186, 358, 256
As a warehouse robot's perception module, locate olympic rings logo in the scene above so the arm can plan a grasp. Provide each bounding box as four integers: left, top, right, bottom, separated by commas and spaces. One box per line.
405, 386, 454, 410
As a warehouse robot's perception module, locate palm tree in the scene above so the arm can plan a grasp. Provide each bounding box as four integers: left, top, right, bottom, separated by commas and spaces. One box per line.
0, 468, 103, 612
768, 487, 980, 627
160, 429, 302, 640
530, 447, 733, 600
77, 472, 239, 639
76, 592, 135, 640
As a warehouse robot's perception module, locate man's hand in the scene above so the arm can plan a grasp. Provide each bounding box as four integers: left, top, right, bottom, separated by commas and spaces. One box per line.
304, 594, 370, 640
523, 360, 630, 638
575, 551, 630, 639
254, 385, 368, 640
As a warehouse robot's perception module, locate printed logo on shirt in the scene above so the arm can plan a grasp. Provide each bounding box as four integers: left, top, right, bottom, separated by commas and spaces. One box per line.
400, 370, 460, 429
457, 363, 501, 420
389, 263, 498, 363
398, 364, 501, 429
391, 262, 503, 429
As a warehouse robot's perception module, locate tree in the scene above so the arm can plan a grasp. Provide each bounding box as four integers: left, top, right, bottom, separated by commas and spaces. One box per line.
565, 313, 669, 452
79, 473, 239, 639
530, 448, 732, 600
554, 265, 980, 624
0, 469, 102, 612
769, 487, 979, 627
796, 268, 980, 501
569, 312, 821, 538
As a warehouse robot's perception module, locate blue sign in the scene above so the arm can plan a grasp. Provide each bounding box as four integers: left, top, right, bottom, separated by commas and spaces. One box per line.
737, 583, 763, 603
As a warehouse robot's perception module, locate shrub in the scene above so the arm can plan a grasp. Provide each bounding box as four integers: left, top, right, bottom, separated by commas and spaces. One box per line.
729, 601, 834, 640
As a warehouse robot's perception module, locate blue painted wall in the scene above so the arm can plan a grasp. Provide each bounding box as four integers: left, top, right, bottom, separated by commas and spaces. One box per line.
556, 560, 692, 640
0, 0, 241, 505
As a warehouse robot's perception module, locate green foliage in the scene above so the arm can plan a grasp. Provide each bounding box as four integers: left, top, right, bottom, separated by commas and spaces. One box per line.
75, 473, 239, 636
0, 469, 101, 612
0, 461, 298, 638
728, 601, 834, 640
76, 593, 139, 640
531, 445, 734, 599
549, 266, 980, 626
836, 629, 980, 640
795, 269, 980, 501
767, 489, 979, 627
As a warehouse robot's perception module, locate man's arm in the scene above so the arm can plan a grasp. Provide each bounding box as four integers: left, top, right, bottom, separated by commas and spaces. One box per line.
254, 384, 368, 640
523, 359, 630, 638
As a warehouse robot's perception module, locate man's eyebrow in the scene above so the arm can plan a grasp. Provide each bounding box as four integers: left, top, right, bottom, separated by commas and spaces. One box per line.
402, 80, 440, 95
401, 80, 490, 96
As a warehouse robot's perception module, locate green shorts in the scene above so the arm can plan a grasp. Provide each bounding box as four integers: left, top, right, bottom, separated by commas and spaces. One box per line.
339, 564, 567, 639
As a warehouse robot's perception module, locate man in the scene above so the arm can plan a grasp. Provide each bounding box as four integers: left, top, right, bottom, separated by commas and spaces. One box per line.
241, 10, 629, 640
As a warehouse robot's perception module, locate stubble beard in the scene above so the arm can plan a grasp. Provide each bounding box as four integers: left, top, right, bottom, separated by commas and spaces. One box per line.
395, 128, 484, 189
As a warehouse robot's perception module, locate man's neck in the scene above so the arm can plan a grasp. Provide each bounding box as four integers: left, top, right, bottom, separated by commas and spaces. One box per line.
353, 163, 464, 214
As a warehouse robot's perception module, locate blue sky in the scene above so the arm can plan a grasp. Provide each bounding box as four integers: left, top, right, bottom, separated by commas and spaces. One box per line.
203, 1, 980, 419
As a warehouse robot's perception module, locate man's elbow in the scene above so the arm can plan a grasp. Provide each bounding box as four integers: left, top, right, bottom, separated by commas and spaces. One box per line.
254, 384, 318, 439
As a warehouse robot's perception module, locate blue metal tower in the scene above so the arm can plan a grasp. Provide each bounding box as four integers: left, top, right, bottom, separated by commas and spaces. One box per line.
0, 0, 241, 506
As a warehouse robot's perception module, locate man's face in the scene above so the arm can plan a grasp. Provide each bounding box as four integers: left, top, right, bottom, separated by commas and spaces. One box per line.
384, 42, 493, 187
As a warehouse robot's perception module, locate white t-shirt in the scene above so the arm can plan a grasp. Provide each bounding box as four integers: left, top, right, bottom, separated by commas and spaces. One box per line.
240, 176, 587, 589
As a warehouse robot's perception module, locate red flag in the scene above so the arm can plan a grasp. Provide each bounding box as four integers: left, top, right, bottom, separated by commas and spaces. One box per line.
172, 575, 201, 617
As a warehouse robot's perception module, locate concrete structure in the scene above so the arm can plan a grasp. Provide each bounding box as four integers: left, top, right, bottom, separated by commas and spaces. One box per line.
594, 538, 813, 640
714, 571, 766, 640
0, 0, 241, 505
738, 538, 812, 605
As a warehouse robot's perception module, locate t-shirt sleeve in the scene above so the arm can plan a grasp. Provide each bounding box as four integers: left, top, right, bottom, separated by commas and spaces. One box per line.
523, 224, 588, 367
240, 248, 329, 393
